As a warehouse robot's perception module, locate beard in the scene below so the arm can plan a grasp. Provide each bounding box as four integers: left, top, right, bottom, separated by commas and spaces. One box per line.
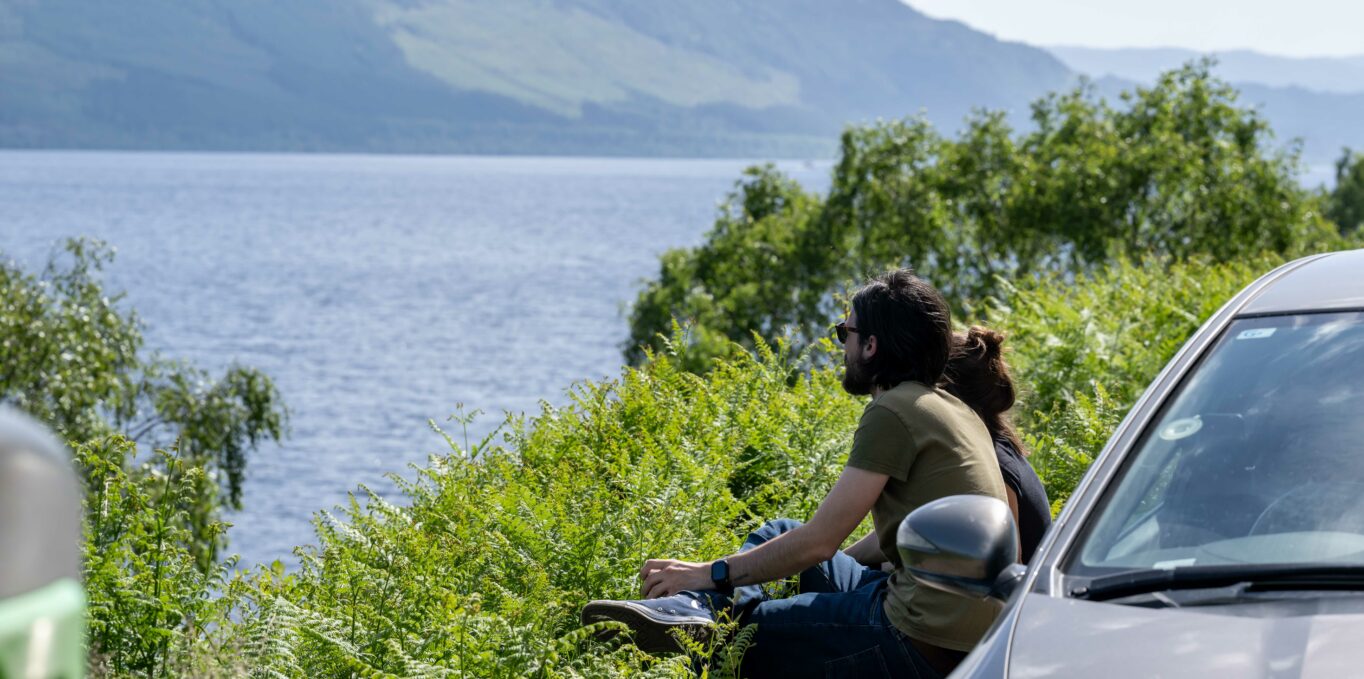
842, 354, 875, 396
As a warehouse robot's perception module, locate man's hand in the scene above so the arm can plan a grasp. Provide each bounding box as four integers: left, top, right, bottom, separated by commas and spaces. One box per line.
639, 559, 712, 599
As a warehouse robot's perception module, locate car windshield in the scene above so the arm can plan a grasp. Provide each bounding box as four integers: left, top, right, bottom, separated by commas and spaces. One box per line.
1075, 311, 1364, 575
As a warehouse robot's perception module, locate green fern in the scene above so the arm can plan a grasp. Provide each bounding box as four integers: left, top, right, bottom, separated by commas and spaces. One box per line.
716, 624, 758, 679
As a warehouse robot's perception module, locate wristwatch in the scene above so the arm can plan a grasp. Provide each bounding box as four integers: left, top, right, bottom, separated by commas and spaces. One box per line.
710, 558, 733, 592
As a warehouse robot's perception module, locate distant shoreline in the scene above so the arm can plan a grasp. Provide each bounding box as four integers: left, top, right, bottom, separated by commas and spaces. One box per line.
0, 147, 1335, 188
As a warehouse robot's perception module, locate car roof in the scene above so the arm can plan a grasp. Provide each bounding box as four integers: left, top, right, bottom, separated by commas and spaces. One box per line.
1238, 248, 1364, 316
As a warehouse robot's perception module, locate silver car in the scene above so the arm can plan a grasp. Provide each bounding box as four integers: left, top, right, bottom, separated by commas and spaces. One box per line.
899, 249, 1364, 677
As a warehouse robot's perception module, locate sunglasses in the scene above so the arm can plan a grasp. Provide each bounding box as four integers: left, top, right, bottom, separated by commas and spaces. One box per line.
834, 321, 859, 344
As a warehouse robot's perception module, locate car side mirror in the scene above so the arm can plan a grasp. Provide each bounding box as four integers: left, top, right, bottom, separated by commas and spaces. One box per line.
897, 495, 1026, 602
0, 407, 85, 678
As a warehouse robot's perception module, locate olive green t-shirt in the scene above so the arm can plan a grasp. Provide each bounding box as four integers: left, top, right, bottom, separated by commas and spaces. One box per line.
846, 381, 1007, 652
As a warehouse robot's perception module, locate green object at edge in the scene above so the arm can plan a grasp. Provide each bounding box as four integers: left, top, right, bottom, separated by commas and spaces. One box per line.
0, 579, 85, 679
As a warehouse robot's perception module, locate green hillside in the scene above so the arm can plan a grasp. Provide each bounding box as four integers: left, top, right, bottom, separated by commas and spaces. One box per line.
0, 0, 1071, 156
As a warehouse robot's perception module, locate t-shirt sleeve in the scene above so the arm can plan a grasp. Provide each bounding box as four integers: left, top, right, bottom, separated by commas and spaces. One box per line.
846, 404, 917, 480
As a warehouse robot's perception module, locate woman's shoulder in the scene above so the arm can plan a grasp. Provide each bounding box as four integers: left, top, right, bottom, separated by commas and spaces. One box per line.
993, 434, 1024, 462
992, 435, 1030, 483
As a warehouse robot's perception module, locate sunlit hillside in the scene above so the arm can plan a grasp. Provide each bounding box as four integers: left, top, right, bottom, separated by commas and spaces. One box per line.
0, 0, 1069, 155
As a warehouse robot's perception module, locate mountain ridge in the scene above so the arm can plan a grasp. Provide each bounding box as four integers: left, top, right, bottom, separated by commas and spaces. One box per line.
2, 1, 1358, 160
1050, 45, 1364, 95
0, 0, 1070, 156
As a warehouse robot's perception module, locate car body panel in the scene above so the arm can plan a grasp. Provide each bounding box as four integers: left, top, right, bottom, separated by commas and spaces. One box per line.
1006, 593, 1364, 678
1241, 249, 1364, 316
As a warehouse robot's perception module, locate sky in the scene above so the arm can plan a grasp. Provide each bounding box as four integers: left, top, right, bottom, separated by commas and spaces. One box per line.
904, 0, 1364, 58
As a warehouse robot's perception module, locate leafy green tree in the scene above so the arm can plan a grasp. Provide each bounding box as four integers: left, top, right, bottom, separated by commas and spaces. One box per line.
1327, 148, 1364, 234
0, 238, 285, 564
626, 62, 1341, 368
624, 167, 824, 367
1, 238, 141, 439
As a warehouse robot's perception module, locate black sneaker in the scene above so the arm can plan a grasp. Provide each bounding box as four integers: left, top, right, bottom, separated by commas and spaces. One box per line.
580, 593, 715, 653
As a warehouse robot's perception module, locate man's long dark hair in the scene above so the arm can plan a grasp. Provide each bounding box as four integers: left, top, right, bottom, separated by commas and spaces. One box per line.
850, 269, 953, 391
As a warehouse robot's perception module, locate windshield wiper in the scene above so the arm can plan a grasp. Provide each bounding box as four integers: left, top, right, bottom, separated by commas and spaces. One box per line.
1072, 564, 1364, 602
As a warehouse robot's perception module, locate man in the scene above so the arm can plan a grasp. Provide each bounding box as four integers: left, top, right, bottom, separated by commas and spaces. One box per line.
581, 269, 1007, 677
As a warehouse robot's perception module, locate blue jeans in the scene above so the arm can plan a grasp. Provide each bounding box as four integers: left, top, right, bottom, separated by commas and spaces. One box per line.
693, 519, 943, 679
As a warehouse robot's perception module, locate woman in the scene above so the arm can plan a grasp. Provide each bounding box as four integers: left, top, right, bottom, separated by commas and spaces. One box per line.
942, 326, 1052, 564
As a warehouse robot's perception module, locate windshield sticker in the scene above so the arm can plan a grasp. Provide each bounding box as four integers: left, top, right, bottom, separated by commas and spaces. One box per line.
1159, 416, 1203, 441
1236, 328, 1277, 340
1153, 558, 1197, 570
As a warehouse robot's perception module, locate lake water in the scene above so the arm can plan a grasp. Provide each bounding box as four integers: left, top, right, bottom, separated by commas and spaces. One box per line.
0, 150, 831, 569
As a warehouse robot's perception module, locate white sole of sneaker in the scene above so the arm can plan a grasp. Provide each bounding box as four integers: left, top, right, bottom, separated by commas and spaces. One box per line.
581, 600, 714, 653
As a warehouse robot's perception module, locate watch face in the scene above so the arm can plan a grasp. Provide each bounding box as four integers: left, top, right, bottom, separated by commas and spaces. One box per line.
711, 560, 728, 583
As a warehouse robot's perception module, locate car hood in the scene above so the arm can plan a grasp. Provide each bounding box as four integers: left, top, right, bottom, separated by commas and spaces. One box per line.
1007, 592, 1364, 678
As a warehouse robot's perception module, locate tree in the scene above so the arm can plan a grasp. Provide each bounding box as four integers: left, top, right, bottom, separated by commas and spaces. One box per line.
624, 166, 824, 368
1327, 148, 1364, 234
625, 62, 1342, 369
0, 238, 286, 564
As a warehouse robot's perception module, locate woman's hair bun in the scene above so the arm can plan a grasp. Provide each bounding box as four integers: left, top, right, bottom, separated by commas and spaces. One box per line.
966, 325, 1005, 359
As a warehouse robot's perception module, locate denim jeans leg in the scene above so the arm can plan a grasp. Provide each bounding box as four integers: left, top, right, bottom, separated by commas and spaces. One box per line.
797, 547, 885, 595
673, 519, 942, 677
737, 579, 942, 679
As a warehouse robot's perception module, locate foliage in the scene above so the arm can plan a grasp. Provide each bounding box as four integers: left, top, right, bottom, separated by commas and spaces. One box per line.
81, 251, 1354, 677
1, 239, 142, 440
0, 238, 286, 564
624, 172, 825, 368
204, 339, 861, 678
626, 62, 1343, 368
1327, 148, 1364, 234
203, 254, 1295, 677
78, 435, 249, 677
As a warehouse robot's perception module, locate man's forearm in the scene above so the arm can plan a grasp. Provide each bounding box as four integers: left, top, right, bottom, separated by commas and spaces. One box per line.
639, 468, 884, 599
725, 524, 834, 587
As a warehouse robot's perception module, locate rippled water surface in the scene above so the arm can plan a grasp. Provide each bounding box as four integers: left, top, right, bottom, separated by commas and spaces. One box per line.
0, 151, 830, 568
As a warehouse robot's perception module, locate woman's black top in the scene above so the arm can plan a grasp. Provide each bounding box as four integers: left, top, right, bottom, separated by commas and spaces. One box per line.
995, 435, 1052, 564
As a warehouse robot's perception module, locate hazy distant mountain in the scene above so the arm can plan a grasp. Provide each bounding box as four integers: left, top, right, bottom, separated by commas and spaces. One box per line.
1050, 46, 1364, 95
0, 0, 1070, 156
